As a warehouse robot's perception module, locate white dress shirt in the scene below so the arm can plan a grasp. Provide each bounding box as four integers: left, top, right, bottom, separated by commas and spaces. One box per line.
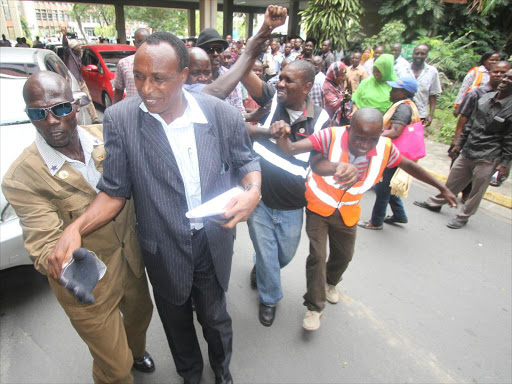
139, 89, 208, 230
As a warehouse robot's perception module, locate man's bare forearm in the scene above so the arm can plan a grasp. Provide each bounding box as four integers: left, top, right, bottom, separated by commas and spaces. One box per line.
399, 157, 446, 191
311, 153, 337, 176
202, 9, 277, 99
71, 192, 126, 236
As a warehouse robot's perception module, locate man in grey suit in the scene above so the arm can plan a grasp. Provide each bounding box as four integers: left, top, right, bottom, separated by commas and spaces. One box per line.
49, 31, 262, 384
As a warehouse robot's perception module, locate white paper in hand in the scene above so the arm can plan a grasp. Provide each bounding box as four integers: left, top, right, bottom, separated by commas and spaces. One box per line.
185, 187, 244, 219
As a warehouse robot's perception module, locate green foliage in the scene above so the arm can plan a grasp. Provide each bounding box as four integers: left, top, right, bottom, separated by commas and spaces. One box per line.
427, 108, 457, 145
361, 20, 406, 50
125, 7, 188, 37
379, 0, 445, 41
71, 4, 91, 43
20, 16, 31, 42
413, 33, 480, 81
94, 25, 116, 39
299, 0, 362, 50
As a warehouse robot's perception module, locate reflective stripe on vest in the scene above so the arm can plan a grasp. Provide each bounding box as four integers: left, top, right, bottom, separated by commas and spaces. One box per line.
253, 141, 309, 178
305, 126, 391, 224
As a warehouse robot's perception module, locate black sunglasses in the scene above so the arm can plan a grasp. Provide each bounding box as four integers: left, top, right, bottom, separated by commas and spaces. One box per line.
203, 46, 224, 55
25, 101, 76, 121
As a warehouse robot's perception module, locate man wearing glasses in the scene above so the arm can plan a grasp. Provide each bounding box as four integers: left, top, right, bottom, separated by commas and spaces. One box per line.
196, 28, 246, 113
2, 71, 155, 383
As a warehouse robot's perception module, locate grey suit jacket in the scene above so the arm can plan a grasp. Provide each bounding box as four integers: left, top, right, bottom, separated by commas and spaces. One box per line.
97, 91, 260, 304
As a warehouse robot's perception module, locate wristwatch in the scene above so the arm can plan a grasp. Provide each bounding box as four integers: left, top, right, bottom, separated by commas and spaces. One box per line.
245, 182, 262, 200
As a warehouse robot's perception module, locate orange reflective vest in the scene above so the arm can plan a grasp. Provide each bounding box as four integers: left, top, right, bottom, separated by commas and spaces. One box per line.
305, 126, 392, 227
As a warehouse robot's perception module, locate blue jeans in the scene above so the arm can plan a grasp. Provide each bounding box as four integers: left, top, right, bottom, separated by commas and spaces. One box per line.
370, 167, 407, 226
247, 200, 304, 306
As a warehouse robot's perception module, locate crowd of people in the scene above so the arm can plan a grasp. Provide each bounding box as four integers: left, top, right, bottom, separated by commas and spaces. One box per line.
1, 4, 511, 384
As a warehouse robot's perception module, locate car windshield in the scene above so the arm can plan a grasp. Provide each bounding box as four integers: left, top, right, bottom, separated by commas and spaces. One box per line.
99, 50, 135, 73
0, 63, 39, 78
0, 77, 31, 125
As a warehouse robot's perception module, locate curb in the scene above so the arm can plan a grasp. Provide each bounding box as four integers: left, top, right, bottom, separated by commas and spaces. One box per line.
426, 170, 512, 209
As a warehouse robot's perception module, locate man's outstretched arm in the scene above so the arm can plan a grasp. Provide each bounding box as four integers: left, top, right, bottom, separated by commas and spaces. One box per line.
48, 192, 125, 280
398, 157, 457, 207
202, 5, 287, 100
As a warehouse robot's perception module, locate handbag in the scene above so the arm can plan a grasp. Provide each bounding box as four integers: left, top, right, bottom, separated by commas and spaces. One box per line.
390, 168, 412, 198
391, 121, 426, 161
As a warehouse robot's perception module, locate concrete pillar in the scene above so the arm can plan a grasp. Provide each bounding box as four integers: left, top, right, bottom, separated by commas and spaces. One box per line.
7, 0, 23, 38
114, 4, 126, 44
287, 0, 300, 37
222, 0, 233, 38
188, 9, 196, 37
246, 12, 254, 38
199, 0, 217, 30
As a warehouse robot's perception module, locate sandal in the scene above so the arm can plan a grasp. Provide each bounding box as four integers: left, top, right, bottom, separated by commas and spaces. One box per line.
357, 220, 383, 230
383, 215, 408, 224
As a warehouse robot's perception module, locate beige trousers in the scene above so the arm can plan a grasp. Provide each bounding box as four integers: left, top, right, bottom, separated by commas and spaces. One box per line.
49, 255, 153, 384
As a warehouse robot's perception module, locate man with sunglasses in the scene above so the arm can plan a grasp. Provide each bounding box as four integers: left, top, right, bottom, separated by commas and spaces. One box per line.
196, 28, 246, 113
2, 71, 154, 383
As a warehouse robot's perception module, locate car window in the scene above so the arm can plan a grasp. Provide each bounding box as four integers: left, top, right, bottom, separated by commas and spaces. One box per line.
98, 51, 135, 73
45, 55, 72, 86
0, 63, 39, 78
82, 50, 103, 74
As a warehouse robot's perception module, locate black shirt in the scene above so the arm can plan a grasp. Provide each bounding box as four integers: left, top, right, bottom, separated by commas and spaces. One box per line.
253, 82, 330, 210
458, 91, 512, 167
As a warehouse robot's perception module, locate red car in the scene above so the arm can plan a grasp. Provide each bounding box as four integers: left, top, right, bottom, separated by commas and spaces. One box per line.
81, 44, 136, 107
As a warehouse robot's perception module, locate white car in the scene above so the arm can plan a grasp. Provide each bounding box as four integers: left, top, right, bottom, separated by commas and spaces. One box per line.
0, 47, 89, 270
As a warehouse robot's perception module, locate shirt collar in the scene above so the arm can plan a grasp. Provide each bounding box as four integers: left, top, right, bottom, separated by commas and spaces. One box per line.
35, 126, 103, 176
139, 88, 208, 127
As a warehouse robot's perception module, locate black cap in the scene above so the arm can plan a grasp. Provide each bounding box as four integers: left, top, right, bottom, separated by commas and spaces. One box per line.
196, 28, 228, 50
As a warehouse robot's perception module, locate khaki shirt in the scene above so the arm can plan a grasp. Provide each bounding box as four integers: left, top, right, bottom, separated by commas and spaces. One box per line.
1, 125, 144, 277
346, 65, 368, 94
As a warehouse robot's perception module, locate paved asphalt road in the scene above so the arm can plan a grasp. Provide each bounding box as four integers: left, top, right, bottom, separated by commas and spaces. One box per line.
1, 177, 510, 384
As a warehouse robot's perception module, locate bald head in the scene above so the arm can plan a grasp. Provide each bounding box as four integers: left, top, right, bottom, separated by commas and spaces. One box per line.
187, 47, 212, 85
23, 71, 72, 105
134, 28, 149, 49
348, 108, 384, 156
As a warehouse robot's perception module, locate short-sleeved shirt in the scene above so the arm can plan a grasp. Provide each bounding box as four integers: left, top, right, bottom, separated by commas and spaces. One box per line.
346, 65, 368, 93
390, 103, 413, 125
252, 82, 331, 210
397, 63, 442, 118
113, 54, 137, 98
309, 127, 402, 178
393, 56, 410, 76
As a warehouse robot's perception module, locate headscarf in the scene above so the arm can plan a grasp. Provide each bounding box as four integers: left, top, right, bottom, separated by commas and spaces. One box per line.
322, 61, 349, 124
352, 53, 397, 114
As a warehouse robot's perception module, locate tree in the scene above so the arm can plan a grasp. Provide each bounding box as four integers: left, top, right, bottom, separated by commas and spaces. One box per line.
379, 0, 445, 40
20, 16, 32, 43
299, 0, 362, 50
125, 7, 188, 37
71, 4, 91, 43
362, 20, 406, 51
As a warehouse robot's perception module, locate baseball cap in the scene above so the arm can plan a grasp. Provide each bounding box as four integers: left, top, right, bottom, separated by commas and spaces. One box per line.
386, 77, 418, 95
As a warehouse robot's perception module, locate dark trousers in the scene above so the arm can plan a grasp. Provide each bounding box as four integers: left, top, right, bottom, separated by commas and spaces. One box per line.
370, 167, 408, 226
303, 209, 357, 312
153, 229, 232, 384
